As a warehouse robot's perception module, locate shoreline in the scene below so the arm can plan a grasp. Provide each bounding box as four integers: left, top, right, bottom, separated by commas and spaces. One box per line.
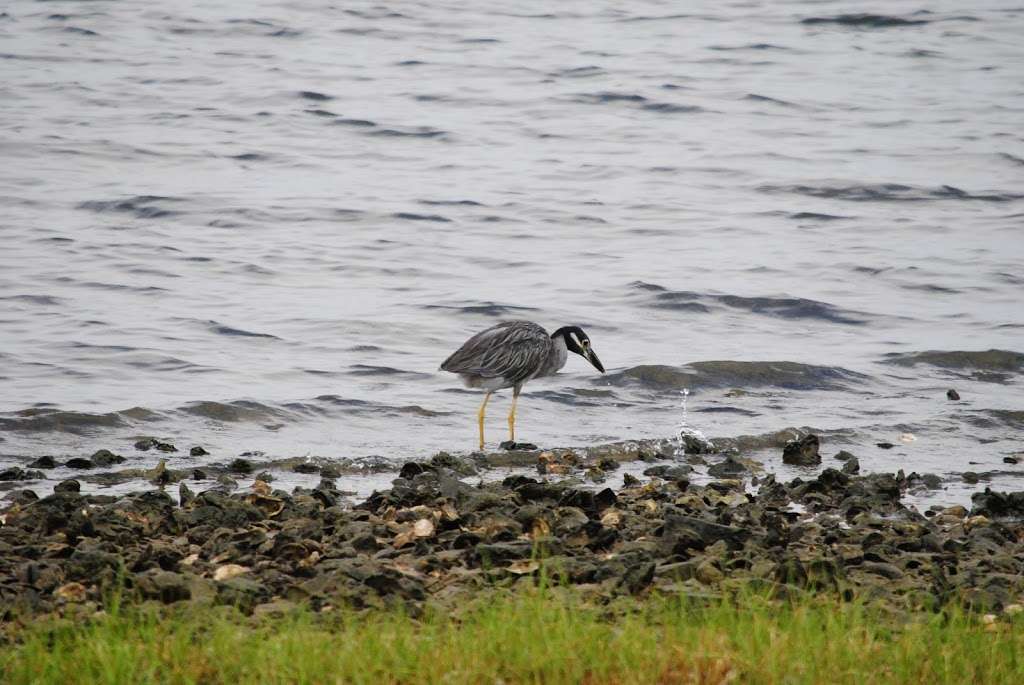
2, 439, 1024, 619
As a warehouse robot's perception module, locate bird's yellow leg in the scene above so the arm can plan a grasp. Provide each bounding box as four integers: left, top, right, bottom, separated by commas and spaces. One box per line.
507, 391, 519, 443
477, 391, 493, 451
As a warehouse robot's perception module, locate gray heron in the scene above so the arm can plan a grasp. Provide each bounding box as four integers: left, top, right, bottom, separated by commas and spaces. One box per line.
440, 321, 605, 450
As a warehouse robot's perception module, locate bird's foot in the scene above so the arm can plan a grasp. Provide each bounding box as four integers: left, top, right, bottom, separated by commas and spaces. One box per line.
500, 440, 539, 451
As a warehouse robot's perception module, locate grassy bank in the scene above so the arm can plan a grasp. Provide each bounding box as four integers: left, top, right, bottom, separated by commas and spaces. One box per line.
2, 589, 1022, 684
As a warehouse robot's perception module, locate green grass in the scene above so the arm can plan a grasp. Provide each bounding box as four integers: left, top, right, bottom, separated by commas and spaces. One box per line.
2, 588, 1022, 684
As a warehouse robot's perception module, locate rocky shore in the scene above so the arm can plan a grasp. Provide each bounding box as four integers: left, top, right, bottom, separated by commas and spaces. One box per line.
2, 440, 1024, 620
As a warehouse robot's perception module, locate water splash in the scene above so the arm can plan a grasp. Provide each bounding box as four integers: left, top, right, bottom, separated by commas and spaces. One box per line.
675, 388, 714, 454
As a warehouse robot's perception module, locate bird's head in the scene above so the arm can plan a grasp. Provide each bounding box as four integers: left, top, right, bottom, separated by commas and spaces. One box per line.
552, 325, 605, 373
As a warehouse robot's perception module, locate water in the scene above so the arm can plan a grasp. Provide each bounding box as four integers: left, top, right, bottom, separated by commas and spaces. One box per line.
1, 0, 1022, 505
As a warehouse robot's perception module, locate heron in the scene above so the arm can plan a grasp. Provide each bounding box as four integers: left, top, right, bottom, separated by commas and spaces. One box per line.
440, 321, 605, 450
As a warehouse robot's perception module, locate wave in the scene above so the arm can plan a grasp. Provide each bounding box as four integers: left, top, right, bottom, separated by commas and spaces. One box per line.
605, 361, 870, 392
0, 406, 161, 433
883, 350, 1024, 372
78, 195, 185, 219
631, 282, 868, 324
759, 183, 1023, 203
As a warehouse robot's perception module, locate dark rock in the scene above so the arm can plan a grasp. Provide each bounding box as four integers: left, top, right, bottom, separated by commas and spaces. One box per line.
91, 449, 126, 466
255, 471, 274, 482
190, 446, 209, 456
1003, 456, 1019, 465
6, 490, 39, 506
660, 512, 749, 553
0, 468, 45, 481
947, 389, 960, 401
500, 441, 538, 451
192, 468, 208, 480
54, 479, 80, 493
971, 489, 1024, 517
963, 472, 980, 484
642, 464, 692, 480
622, 473, 640, 487
320, 464, 342, 479
65, 458, 94, 469
134, 569, 191, 603
876, 442, 895, 450
680, 433, 714, 454
841, 456, 860, 475
597, 457, 620, 471
782, 434, 821, 466
292, 462, 320, 474
834, 450, 855, 462
228, 458, 254, 474
27, 455, 57, 469
707, 456, 748, 478
178, 482, 195, 507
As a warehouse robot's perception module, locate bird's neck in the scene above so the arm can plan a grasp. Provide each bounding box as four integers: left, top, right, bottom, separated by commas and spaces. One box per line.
546, 334, 568, 375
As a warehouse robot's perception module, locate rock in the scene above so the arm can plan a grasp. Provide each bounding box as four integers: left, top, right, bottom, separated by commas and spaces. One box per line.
0, 467, 45, 481
64, 458, 94, 469
135, 569, 191, 603
320, 464, 342, 479
782, 434, 821, 466
622, 473, 641, 487
642, 465, 692, 480
192, 468, 208, 480
834, 450, 856, 462
500, 441, 539, 451
216, 475, 239, 490
1003, 456, 1019, 465
876, 442, 895, 450
134, 439, 176, 453
90, 449, 126, 466
941, 505, 968, 518
27, 455, 57, 469
706, 456, 749, 478
680, 433, 714, 455
178, 482, 195, 507
841, 456, 860, 475
293, 462, 320, 474
963, 472, 980, 484
54, 479, 81, 493
190, 446, 209, 456
597, 457, 620, 471
214, 564, 250, 581
695, 559, 724, 585
971, 489, 1024, 517
947, 389, 961, 401
228, 458, 254, 474
148, 459, 171, 486
54, 582, 88, 602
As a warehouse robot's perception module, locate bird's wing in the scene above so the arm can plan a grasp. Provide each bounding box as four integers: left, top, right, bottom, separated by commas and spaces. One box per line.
441, 321, 550, 383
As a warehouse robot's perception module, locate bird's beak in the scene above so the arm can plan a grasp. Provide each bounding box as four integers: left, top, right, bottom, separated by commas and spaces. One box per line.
584, 347, 605, 373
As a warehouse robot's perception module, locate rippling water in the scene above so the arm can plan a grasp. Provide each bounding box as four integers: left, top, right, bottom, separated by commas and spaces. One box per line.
2, 0, 1023, 504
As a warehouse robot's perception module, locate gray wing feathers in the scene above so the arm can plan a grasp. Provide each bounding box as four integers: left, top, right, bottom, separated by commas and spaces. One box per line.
441, 321, 551, 383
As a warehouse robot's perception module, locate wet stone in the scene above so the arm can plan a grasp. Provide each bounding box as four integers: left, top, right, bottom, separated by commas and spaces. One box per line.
834, 450, 855, 462
27, 455, 57, 469
64, 458, 94, 469
91, 449, 126, 466
292, 462, 320, 474
54, 479, 80, 493
783, 434, 821, 466
228, 458, 254, 474
947, 389, 961, 401
190, 446, 209, 457
0, 468, 45, 481
841, 456, 861, 475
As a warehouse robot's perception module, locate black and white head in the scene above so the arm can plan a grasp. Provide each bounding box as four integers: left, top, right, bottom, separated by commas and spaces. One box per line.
552, 326, 605, 373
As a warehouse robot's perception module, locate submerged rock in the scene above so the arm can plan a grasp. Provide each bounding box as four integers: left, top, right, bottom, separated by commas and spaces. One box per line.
947, 389, 961, 401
